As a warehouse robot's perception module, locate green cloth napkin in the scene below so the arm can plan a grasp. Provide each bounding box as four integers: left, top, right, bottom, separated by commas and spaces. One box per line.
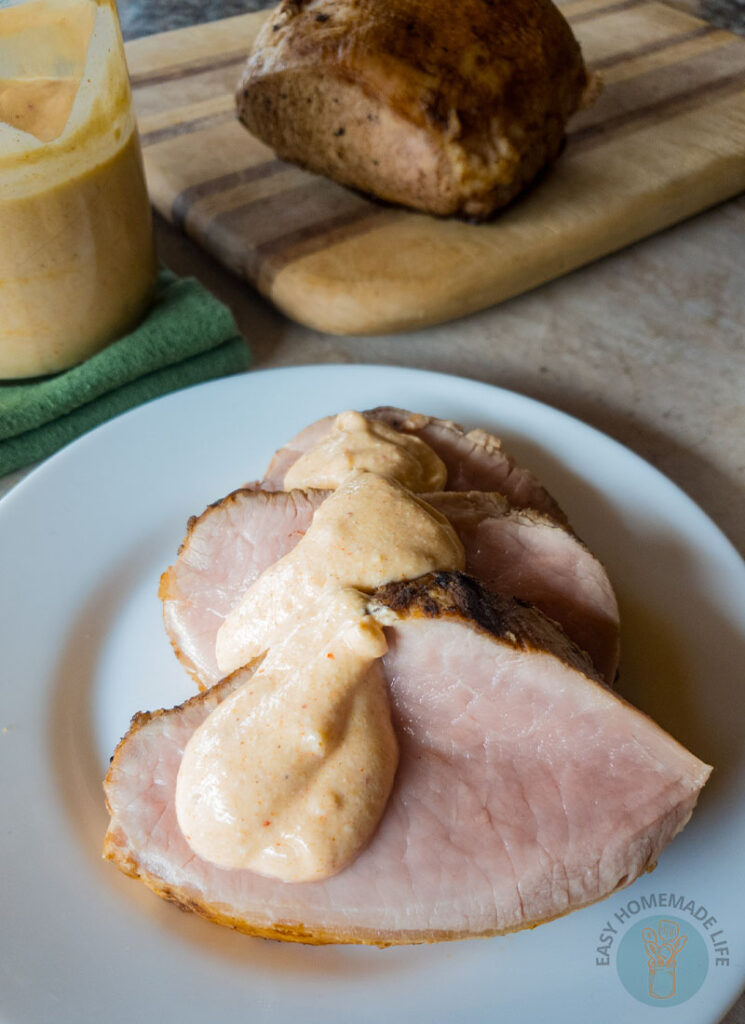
0, 269, 250, 476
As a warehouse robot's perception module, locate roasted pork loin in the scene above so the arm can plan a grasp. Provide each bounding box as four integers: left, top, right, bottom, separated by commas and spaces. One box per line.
236, 0, 590, 219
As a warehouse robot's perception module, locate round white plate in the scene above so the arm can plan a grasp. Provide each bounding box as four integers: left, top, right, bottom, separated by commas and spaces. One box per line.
1, 365, 743, 1024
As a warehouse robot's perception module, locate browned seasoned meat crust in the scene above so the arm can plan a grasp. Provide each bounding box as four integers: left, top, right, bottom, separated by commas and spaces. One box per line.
236, 0, 590, 219
372, 570, 602, 682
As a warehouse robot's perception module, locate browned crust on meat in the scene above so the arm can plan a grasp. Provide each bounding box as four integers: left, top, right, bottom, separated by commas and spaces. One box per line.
423, 500, 619, 684
372, 570, 603, 683
255, 0, 588, 138
237, 0, 588, 219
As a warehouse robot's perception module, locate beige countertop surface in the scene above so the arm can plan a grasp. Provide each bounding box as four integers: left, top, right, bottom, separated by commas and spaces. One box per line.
1, 6, 743, 1013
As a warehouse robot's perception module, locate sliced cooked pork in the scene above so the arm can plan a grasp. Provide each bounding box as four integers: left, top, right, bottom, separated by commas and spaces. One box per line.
263, 407, 567, 524
159, 488, 326, 688
161, 488, 617, 689
105, 573, 709, 945
426, 491, 619, 683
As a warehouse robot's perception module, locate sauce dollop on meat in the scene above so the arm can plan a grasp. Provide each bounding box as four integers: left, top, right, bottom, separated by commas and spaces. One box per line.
177, 425, 463, 882
283, 410, 447, 492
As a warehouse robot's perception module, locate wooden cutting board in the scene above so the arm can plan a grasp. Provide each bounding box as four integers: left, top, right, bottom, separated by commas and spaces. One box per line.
125, 1, 745, 335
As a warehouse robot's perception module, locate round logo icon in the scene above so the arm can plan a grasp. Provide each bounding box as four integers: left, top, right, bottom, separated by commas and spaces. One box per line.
616, 914, 709, 1006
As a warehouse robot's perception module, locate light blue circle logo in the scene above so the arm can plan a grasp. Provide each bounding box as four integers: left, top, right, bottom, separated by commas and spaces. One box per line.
617, 915, 709, 1006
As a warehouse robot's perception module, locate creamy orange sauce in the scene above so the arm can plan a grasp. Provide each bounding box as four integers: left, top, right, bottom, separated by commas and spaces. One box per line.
177, 425, 463, 883
176, 590, 398, 880
0, 0, 156, 379
284, 410, 447, 492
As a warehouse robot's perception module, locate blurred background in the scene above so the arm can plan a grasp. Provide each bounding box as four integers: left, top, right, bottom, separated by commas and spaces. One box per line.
117, 0, 744, 40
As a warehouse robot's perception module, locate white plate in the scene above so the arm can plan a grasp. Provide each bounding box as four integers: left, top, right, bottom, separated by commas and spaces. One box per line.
1, 365, 743, 1024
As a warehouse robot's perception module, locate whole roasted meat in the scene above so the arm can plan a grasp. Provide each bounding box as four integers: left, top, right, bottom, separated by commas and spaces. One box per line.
236, 0, 592, 219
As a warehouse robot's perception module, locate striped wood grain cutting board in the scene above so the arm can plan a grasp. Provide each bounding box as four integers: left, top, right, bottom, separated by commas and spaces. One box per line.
125, 1, 745, 334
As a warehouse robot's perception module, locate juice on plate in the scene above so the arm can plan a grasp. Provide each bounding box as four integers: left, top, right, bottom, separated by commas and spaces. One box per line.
0, 0, 156, 379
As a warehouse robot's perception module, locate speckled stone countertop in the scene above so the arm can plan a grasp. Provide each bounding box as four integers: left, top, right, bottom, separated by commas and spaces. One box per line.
2, 0, 743, 1019
700, 0, 745, 34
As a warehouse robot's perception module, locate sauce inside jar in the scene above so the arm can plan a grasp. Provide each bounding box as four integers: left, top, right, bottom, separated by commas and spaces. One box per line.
0, 0, 156, 379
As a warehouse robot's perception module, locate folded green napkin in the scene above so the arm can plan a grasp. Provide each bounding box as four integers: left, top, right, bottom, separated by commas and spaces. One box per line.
0, 268, 250, 476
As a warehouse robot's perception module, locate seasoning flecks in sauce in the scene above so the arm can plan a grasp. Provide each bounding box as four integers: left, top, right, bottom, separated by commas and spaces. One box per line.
176, 590, 397, 881
179, 420, 461, 883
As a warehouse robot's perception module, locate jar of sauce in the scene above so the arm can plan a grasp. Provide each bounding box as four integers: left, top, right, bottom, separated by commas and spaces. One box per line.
0, 0, 157, 379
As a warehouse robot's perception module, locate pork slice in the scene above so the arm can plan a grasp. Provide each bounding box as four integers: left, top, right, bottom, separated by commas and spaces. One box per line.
425, 491, 619, 683
161, 488, 616, 690
370, 408, 567, 522
159, 488, 327, 688
262, 407, 567, 524
261, 416, 336, 492
104, 572, 709, 945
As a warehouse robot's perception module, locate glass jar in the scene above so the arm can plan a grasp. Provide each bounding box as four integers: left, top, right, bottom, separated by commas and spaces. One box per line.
0, 0, 157, 378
